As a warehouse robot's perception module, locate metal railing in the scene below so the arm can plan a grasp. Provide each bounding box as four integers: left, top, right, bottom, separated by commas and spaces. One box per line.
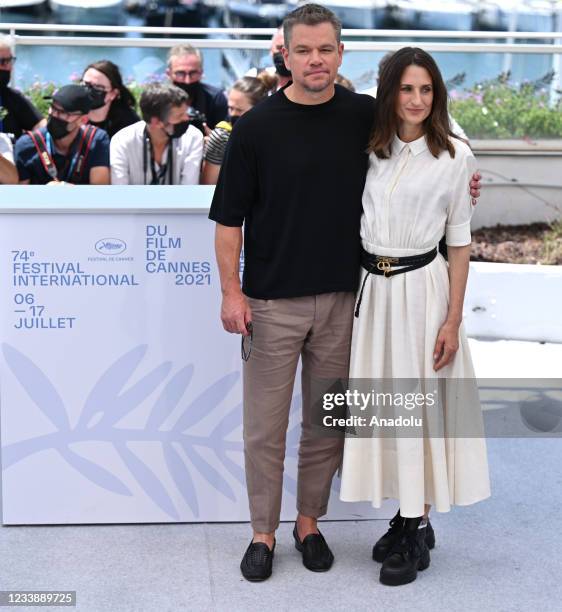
2, 22, 560, 93
1, 22, 561, 95
0, 23, 562, 36
0, 23, 561, 52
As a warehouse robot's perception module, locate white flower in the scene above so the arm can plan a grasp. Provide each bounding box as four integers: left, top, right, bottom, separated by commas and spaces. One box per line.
482, 107, 489, 115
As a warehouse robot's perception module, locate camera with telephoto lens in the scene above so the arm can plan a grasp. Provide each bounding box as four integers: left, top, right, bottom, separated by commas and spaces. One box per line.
187, 107, 207, 135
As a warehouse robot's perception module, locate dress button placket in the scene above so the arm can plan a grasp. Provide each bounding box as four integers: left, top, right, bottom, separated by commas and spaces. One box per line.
382, 145, 411, 243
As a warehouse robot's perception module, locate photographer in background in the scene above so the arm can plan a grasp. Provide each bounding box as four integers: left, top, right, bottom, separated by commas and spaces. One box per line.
15, 84, 110, 185
166, 43, 228, 132
0, 34, 45, 142
110, 83, 203, 185
0, 132, 17, 184
81, 60, 140, 139
247, 27, 291, 92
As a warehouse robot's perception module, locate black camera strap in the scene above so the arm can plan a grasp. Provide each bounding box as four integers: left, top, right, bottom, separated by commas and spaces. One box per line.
143, 126, 174, 185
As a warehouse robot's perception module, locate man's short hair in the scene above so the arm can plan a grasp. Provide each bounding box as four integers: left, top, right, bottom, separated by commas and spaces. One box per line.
167, 44, 203, 70
139, 83, 189, 123
0, 33, 15, 54
282, 3, 342, 49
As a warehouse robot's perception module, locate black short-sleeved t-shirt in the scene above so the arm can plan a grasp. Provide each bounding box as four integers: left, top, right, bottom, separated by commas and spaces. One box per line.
14, 126, 110, 185
209, 84, 376, 300
0, 86, 44, 141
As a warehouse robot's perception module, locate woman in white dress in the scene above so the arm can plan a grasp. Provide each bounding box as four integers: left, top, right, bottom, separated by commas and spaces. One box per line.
339, 47, 491, 586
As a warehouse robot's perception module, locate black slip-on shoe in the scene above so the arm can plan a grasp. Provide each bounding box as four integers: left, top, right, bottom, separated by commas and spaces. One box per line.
240, 539, 275, 582
293, 523, 334, 572
373, 510, 435, 562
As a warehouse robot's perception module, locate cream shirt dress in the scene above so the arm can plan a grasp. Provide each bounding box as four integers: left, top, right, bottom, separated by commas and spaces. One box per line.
339, 134, 491, 517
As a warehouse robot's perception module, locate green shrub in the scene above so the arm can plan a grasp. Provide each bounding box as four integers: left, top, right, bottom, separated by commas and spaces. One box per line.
449, 71, 562, 140
543, 218, 562, 264
25, 81, 57, 117
22, 79, 150, 118
14, 70, 562, 141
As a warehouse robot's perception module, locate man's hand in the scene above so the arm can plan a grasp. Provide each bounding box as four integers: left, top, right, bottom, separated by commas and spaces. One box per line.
469, 171, 481, 205
221, 289, 252, 335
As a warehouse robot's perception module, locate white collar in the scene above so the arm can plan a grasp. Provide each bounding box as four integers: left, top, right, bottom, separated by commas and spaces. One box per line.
392, 133, 428, 157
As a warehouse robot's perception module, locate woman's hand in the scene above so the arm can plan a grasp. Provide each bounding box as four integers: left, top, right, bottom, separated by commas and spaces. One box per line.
433, 320, 460, 371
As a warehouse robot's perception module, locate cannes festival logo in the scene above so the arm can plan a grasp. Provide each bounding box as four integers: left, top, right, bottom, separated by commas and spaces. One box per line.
1, 344, 304, 519
95, 238, 127, 255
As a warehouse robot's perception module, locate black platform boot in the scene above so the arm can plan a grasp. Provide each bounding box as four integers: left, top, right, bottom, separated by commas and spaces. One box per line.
373, 510, 436, 562
372, 510, 404, 562
379, 516, 430, 586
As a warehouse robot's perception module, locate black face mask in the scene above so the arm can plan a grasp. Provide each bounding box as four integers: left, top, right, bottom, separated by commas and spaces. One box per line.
0, 70, 10, 89
87, 86, 107, 110
173, 81, 200, 101
47, 115, 71, 140
272, 52, 291, 78
166, 119, 190, 139
229, 115, 239, 127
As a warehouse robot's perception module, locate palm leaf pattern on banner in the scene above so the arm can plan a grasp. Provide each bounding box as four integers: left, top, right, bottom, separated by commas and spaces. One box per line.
3, 343, 71, 431
1, 343, 304, 518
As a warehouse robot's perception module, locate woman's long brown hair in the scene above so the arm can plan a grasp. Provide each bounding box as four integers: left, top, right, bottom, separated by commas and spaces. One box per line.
369, 47, 456, 160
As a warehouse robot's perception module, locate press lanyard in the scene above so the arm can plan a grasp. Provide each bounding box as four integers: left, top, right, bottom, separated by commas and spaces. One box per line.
143, 127, 174, 185
45, 131, 81, 181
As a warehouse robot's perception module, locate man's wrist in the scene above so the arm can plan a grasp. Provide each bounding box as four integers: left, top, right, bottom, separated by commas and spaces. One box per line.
221, 283, 243, 297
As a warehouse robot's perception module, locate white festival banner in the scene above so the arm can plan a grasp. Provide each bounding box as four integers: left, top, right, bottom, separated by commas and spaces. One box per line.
0, 209, 386, 524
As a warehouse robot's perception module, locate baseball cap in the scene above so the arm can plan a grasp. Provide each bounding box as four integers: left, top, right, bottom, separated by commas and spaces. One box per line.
48, 84, 92, 114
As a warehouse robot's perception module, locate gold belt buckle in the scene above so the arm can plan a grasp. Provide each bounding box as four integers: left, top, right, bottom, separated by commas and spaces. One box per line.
376, 256, 399, 278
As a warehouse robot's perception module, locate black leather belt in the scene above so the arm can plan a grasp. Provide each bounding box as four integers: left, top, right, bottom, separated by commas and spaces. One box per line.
354, 246, 438, 317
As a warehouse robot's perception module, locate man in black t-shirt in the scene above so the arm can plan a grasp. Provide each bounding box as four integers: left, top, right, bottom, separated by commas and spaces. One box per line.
210, 4, 371, 581
209, 4, 481, 582
0, 35, 45, 141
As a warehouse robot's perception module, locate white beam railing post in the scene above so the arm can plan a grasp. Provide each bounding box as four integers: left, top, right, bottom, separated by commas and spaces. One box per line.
551, 6, 562, 106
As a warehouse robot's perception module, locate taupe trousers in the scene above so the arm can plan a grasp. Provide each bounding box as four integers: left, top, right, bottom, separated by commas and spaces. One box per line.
243, 291, 355, 533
